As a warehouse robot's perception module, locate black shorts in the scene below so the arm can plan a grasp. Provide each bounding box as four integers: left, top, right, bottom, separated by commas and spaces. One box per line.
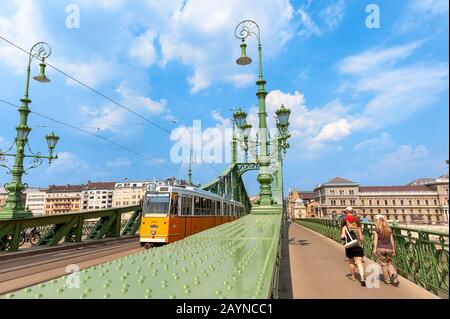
345, 246, 364, 259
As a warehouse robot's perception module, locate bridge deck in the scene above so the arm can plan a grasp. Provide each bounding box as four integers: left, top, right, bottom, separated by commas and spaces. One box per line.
280, 222, 439, 299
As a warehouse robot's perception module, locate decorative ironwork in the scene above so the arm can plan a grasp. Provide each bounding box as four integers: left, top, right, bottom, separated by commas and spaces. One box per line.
29, 42, 51, 63
235, 20, 261, 43
297, 218, 449, 297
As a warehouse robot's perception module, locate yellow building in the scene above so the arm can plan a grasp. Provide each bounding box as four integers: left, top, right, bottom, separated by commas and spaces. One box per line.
44, 184, 83, 215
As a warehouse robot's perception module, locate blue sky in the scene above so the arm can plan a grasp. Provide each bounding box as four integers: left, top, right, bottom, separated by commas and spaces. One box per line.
0, 0, 448, 195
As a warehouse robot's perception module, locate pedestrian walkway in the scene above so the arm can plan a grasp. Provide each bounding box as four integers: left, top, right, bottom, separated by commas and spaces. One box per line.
278, 222, 439, 299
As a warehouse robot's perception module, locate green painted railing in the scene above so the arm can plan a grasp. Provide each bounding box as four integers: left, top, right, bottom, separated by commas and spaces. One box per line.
0, 205, 142, 251
3, 208, 283, 299
297, 218, 449, 297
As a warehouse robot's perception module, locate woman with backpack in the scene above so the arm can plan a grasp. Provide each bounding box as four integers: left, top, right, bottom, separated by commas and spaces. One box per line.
340, 207, 366, 286
373, 215, 400, 286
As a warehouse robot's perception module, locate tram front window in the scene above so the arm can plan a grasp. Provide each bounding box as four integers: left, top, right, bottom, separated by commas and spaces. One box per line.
144, 193, 170, 215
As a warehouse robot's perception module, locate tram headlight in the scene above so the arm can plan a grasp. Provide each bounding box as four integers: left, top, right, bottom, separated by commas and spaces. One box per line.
151, 230, 156, 236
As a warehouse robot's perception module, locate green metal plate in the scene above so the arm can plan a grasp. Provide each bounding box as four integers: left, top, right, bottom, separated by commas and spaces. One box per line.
3, 212, 282, 299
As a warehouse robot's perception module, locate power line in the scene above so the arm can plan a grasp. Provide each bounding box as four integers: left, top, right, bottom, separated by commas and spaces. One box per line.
0, 99, 208, 183
0, 34, 222, 174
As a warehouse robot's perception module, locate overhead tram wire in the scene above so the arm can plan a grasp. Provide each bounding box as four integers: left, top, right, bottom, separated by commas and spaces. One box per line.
0, 35, 222, 175
0, 99, 208, 184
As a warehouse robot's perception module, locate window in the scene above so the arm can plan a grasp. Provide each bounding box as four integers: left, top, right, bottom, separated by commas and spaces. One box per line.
369, 200, 372, 205
143, 193, 170, 215
384, 200, 388, 206
181, 196, 192, 216
194, 196, 202, 215
349, 190, 355, 195
417, 199, 421, 206
376, 200, 380, 205
434, 199, 438, 205
409, 200, 412, 206
340, 200, 346, 206
350, 199, 356, 205
339, 190, 345, 196
330, 190, 335, 195
361, 200, 365, 205
331, 199, 336, 205
425, 199, 429, 206
401, 200, 404, 205
393, 199, 396, 205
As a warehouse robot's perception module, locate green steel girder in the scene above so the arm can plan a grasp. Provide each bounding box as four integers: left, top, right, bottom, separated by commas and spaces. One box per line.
38, 217, 78, 247
3, 208, 283, 299
236, 162, 260, 178
87, 215, 117, 240
121, 210, 142, 236
0, 205, 141, 251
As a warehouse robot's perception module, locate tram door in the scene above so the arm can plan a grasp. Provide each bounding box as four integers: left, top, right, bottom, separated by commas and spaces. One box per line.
181, 195, 193, 237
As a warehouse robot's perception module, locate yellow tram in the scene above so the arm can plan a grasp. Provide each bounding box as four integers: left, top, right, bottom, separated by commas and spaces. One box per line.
139, 183, 246, 248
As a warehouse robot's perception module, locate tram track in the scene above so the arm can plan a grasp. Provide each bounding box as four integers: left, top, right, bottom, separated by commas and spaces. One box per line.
0, 237, 143, 295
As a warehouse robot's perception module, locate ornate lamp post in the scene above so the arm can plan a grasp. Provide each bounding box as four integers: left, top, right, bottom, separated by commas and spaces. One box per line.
234, 20, 291, 206
0, 42, 59, 219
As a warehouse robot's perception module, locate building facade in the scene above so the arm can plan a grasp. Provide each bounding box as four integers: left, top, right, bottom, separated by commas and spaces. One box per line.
113, 180, 151, 207
24, 188, 47, 216
82, 182, 115, 211
287, 190, 315, 219
45, 185, 84, 215
312, 175, 449, 224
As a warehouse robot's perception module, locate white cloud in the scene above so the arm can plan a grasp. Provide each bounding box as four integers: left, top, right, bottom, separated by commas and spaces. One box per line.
297, 0, 347, 38
0, 0, 49, 73
319, 0, 346, 30
395, 0, 449, 33
116, 81, 167, 115
106, 157, 131, 168
313, 118, 351, 143
80, 104, 127, 132
46, 151, 89, 173
225, 73, 255, 89
371, 144, 431, 175
156, 0, 295, 93
74, 0, 125, 9
79, 81, 169, 132
297, 8, 321, 37
338, 41, 423, 74
353, 132, 395, 152
410, 0, 449, 16
54, 58, 113, 88
128, 31, 158, 67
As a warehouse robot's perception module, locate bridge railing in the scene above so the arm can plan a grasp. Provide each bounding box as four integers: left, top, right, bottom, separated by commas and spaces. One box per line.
0, 205, 142, 252
296, 218, 449, 297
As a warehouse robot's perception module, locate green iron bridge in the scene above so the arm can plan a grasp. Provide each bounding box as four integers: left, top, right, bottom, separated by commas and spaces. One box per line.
0, 162, 285, 299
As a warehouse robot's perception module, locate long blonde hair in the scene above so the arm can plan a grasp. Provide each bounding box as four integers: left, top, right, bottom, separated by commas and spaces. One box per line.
375, 217, 391, 241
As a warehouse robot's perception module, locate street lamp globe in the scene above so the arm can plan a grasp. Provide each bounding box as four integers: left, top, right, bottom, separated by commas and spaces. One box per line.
233, 108, 248, 129
33, 59, 51, 83
275, 104, 291, 127
45, 131, 59, 149
16, 125, 31, 140
236, 40, 252, 66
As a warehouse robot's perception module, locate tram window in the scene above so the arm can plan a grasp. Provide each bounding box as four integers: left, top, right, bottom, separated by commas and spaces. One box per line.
181, 196, 192, 216
205, 198, 212, 215
144, 193, 169, 215
170, 193, 179, 215
194, 196, 201, 215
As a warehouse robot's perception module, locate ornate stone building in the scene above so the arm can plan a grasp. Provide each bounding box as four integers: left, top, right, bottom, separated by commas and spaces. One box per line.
287, 190, 315, 219
313, 175, 449, 224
